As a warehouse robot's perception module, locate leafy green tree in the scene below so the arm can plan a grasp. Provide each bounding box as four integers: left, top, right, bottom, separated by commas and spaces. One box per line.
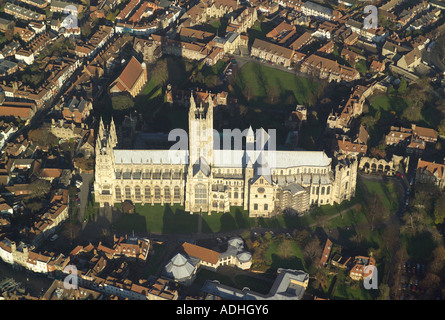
398, 76, 407, 95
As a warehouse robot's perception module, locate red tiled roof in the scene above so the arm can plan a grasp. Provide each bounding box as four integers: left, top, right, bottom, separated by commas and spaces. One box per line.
115, 56, 144, 91
417, 160, 445, 179
39, 168, 62, 178
181, 242, 220, 265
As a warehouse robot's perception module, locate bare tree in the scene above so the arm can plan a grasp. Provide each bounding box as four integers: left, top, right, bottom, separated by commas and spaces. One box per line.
266, 85, 280, 104
366, 193, 387, 231
303, 236, 322, 268
400, 209, 429, 236
243, 83, 255, 102
277, 239, 294, 259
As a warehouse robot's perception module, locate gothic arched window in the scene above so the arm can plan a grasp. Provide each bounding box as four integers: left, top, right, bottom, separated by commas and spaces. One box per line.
195, 184, 207, 205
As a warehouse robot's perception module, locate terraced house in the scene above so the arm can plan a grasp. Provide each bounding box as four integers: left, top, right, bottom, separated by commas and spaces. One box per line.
300, 54, 360, 82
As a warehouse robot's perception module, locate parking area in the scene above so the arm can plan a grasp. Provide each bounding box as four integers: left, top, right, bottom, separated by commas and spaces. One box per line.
70, 172, 93, 224
395, 261, 427, 300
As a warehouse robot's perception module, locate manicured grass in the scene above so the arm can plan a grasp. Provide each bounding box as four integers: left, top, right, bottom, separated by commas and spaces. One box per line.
202, 207, 255, 233
232, 62, 321, 108
326, 209, 367, 229
360, 179, 399, 214
85, 194, 99, 221
112, 202, 329, 235
263, 238, 306, 272
370, 95, 410, 113
114, 204, 199, 234
326, 270, 378, 300
354, 60, 368, 74
332, 281, 376, 300
111, 179, 394, 235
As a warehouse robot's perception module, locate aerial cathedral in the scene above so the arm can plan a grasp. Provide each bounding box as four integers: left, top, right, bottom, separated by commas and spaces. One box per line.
94, 91, 358, 217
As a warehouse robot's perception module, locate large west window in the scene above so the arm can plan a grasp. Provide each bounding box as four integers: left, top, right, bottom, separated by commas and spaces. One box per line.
195, 184, 207, 205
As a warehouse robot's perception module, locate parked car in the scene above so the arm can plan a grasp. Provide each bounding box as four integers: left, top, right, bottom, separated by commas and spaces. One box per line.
50, 234, 58, 242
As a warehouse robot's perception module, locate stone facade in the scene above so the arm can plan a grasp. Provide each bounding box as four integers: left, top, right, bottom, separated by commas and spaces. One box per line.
94, 91, 358, 217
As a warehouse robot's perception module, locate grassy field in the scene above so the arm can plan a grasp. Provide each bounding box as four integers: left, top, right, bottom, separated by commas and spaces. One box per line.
111, 181, 397, 235
113, 204, 199, 234
369, 94, 410, 116
263, 238, 307, 272
109, 177, 400, 240
360, 179, 400, 214
84, 194, 99, 222
231, 62, 321, 108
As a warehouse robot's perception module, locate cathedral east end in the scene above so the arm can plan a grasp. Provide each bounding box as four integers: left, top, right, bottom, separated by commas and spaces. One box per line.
94, 92, 357, 218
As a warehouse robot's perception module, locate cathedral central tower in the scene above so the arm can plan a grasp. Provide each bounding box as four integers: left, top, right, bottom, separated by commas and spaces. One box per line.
188, 92, 214, 167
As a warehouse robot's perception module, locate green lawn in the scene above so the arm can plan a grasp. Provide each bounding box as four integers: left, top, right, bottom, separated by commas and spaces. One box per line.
263, 238, 307, 272
332, 281, 376, 300
201, 207, 255, 233
113, 204, 199, 234
325, 270, 378, 300
85, 194, 99, 222
354, 60, 368, 75
369, 94, 410, 115
360, 179, 400, 214
111, 179, 398, 235
112, 202, 338, 235
232, 62, 321, 108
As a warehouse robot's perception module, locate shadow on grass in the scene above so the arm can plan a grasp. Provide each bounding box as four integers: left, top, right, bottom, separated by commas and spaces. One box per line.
162, 205, 198, 234
267, 253, 305, 274
112, 211, 148, 234
405, 231, 437, 262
